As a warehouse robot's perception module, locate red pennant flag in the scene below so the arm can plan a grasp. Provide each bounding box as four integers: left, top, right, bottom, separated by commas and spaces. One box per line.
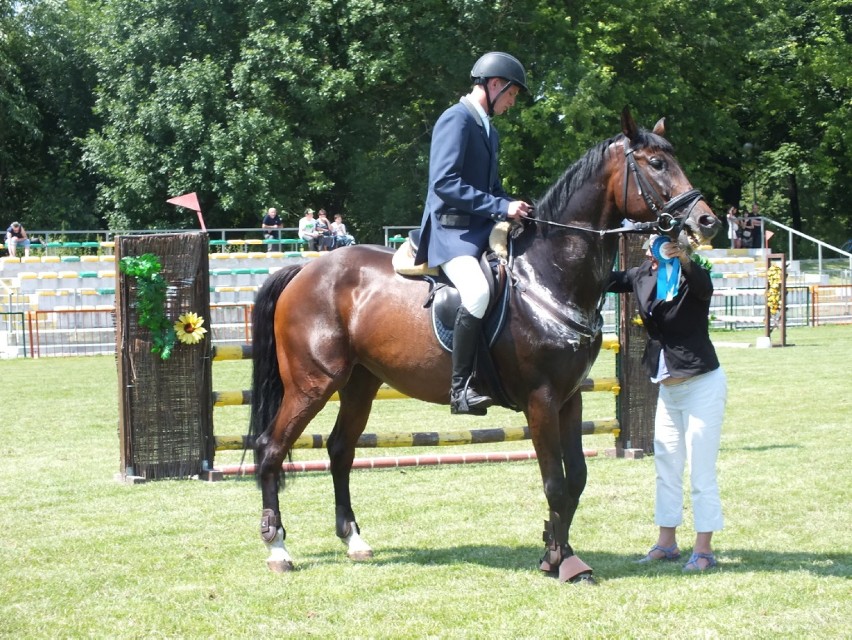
166, 192, 206, 231
167, 192, 201, 212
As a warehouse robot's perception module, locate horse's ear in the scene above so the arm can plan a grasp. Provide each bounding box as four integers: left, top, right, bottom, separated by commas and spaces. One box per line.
653, 118, 666, 136
621, 106, 638, 142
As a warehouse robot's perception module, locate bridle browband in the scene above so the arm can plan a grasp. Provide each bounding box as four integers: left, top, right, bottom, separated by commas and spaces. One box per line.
530, 137, 706, 237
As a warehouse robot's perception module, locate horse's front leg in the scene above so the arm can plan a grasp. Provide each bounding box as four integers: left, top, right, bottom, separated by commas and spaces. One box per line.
528, 390, 594, 584
327, 369, 383, 560
556, 391, 594, 583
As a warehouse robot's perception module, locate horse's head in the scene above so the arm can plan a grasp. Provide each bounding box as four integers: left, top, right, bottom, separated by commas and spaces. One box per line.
618, 107, 720, 252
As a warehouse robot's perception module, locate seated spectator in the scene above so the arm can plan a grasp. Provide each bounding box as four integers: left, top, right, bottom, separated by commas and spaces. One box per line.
315, 209, 334, 251
299, 208, 319, 251
331, 214, 355, 248
5, 221, 30, 258
261, 207, 282, 251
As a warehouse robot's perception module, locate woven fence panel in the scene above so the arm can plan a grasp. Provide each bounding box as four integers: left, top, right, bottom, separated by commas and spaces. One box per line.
617, 235, 659, 453
116, 234, 213, 479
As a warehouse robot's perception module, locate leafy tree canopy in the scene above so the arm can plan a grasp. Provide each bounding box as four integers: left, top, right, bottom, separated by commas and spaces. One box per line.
0, 0, 848, 250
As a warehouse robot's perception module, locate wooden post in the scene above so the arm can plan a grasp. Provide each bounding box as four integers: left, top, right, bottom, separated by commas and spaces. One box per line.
763, 252, 787, 347
614, 234, 658, 455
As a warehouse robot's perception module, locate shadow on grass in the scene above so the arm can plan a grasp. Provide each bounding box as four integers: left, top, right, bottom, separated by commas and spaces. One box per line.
302, 545, 850, 580
727, 443, 801, 452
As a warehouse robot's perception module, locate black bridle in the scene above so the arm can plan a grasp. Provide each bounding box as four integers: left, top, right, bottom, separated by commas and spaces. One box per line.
622, 139, 705, 235
529, 138, 706, 237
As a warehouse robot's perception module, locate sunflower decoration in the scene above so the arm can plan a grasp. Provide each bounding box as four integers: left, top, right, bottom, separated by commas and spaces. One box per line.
174, 312, 208, 345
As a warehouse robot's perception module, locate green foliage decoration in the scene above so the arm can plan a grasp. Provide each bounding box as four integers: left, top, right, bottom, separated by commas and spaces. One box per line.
691, 253, 713, 272
119, 253, 176, 360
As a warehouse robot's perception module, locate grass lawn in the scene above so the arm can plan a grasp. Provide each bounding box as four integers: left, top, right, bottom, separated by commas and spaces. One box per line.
0, 325, 849, 638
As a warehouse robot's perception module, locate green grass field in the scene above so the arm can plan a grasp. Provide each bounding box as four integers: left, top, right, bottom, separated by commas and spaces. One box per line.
1, 325, 849, 638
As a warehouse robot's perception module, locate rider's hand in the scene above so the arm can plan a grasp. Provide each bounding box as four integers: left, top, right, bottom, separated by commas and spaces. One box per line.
507, 200, 532, 220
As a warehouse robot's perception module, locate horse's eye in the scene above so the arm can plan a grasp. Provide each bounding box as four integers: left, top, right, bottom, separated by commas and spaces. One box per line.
649, 157, 665, 170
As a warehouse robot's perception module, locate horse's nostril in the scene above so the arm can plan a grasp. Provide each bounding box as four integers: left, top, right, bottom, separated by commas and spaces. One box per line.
699, 214, 718, 230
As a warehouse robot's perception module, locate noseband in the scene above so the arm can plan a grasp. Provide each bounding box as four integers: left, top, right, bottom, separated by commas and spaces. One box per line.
622, 139, 704, 234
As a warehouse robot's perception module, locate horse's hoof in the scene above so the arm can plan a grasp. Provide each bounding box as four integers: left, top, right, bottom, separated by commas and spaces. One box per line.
569, 571, 597, 586
557, 555, 594, 583
266, 559, 295, 573
347, 549, 374, 561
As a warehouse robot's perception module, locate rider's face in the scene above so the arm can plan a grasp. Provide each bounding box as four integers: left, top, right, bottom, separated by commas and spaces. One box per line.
490, 81, 520, 116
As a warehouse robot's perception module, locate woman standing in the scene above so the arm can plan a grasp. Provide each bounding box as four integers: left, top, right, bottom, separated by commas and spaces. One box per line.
726, 206, 741, 249
608, 236, 727, 571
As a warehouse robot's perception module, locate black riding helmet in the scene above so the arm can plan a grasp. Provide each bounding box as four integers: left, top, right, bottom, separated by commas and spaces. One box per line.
470, 52, 528, 116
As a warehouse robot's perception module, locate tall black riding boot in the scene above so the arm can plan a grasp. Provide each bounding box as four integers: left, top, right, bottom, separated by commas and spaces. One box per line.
450, 307, 493, 416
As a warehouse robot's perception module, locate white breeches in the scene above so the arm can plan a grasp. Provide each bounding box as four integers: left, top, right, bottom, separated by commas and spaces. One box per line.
440, 255, 489, 319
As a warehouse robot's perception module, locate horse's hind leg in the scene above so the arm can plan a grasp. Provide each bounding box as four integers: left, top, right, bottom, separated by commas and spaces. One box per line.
326, 365, 383, 560
257, 392, 331, 572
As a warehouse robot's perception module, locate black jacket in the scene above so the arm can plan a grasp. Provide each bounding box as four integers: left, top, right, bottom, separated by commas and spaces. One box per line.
608, 259, 720, 379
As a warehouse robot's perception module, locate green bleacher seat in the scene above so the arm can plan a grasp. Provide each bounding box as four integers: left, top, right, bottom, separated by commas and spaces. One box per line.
61, 255, 81, 262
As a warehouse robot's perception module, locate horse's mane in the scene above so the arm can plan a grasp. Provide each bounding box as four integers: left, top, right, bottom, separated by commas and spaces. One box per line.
535, 128, 673, 222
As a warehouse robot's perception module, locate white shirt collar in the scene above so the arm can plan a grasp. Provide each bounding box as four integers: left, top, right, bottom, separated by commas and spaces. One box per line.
470, 99, 490, 137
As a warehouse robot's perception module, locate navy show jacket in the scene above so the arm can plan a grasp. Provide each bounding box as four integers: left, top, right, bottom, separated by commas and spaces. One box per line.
415, 98, 512, 268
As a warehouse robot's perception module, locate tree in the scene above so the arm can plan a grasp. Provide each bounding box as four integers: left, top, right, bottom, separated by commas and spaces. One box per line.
0, 0, 99, 230
741, 0, 852, 250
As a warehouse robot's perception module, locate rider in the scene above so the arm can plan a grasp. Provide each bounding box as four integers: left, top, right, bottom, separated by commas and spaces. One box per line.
414, 52, 532, 415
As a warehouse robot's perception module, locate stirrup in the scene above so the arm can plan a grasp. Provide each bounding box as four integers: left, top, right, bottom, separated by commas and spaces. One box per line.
450, 388, 491, 416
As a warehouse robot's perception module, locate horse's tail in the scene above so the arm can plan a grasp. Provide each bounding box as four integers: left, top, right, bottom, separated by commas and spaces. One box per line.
248, 265, 304, 472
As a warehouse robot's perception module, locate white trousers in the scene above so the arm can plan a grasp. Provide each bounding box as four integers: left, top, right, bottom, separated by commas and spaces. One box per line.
441, 255, 489, 318
653, 366, 727, 532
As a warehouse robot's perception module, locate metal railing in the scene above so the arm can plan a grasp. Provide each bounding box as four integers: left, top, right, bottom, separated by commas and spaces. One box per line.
762, 216, 852, 276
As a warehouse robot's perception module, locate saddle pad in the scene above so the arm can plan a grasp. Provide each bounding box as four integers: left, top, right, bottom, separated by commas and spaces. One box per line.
392, 240, 439, 276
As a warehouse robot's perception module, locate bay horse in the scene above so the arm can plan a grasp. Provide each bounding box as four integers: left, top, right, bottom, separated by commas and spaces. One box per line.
249, 107, 720, 582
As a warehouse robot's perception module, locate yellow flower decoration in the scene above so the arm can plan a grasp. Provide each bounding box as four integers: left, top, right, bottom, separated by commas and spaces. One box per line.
766, 265, 783, 316
174, 312, 208, 345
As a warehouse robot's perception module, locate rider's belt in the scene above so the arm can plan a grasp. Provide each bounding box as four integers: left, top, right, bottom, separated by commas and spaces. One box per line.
438, 213, 471, 228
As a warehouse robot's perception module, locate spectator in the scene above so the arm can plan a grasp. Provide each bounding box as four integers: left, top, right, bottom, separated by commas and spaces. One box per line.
739, 206, 755, 249
725, 206, 741, 249
331, 214, 355, 248
315, 209, 333, 251
5, 221, 31, 258
298, 208, 319, 251
748, 203, 763, 249
608, 236, 727, 572
261, 207, 282, 252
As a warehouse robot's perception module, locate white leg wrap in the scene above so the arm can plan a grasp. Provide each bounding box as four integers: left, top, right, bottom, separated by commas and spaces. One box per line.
265, 527, 293, 564
343, 528, 373, 557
